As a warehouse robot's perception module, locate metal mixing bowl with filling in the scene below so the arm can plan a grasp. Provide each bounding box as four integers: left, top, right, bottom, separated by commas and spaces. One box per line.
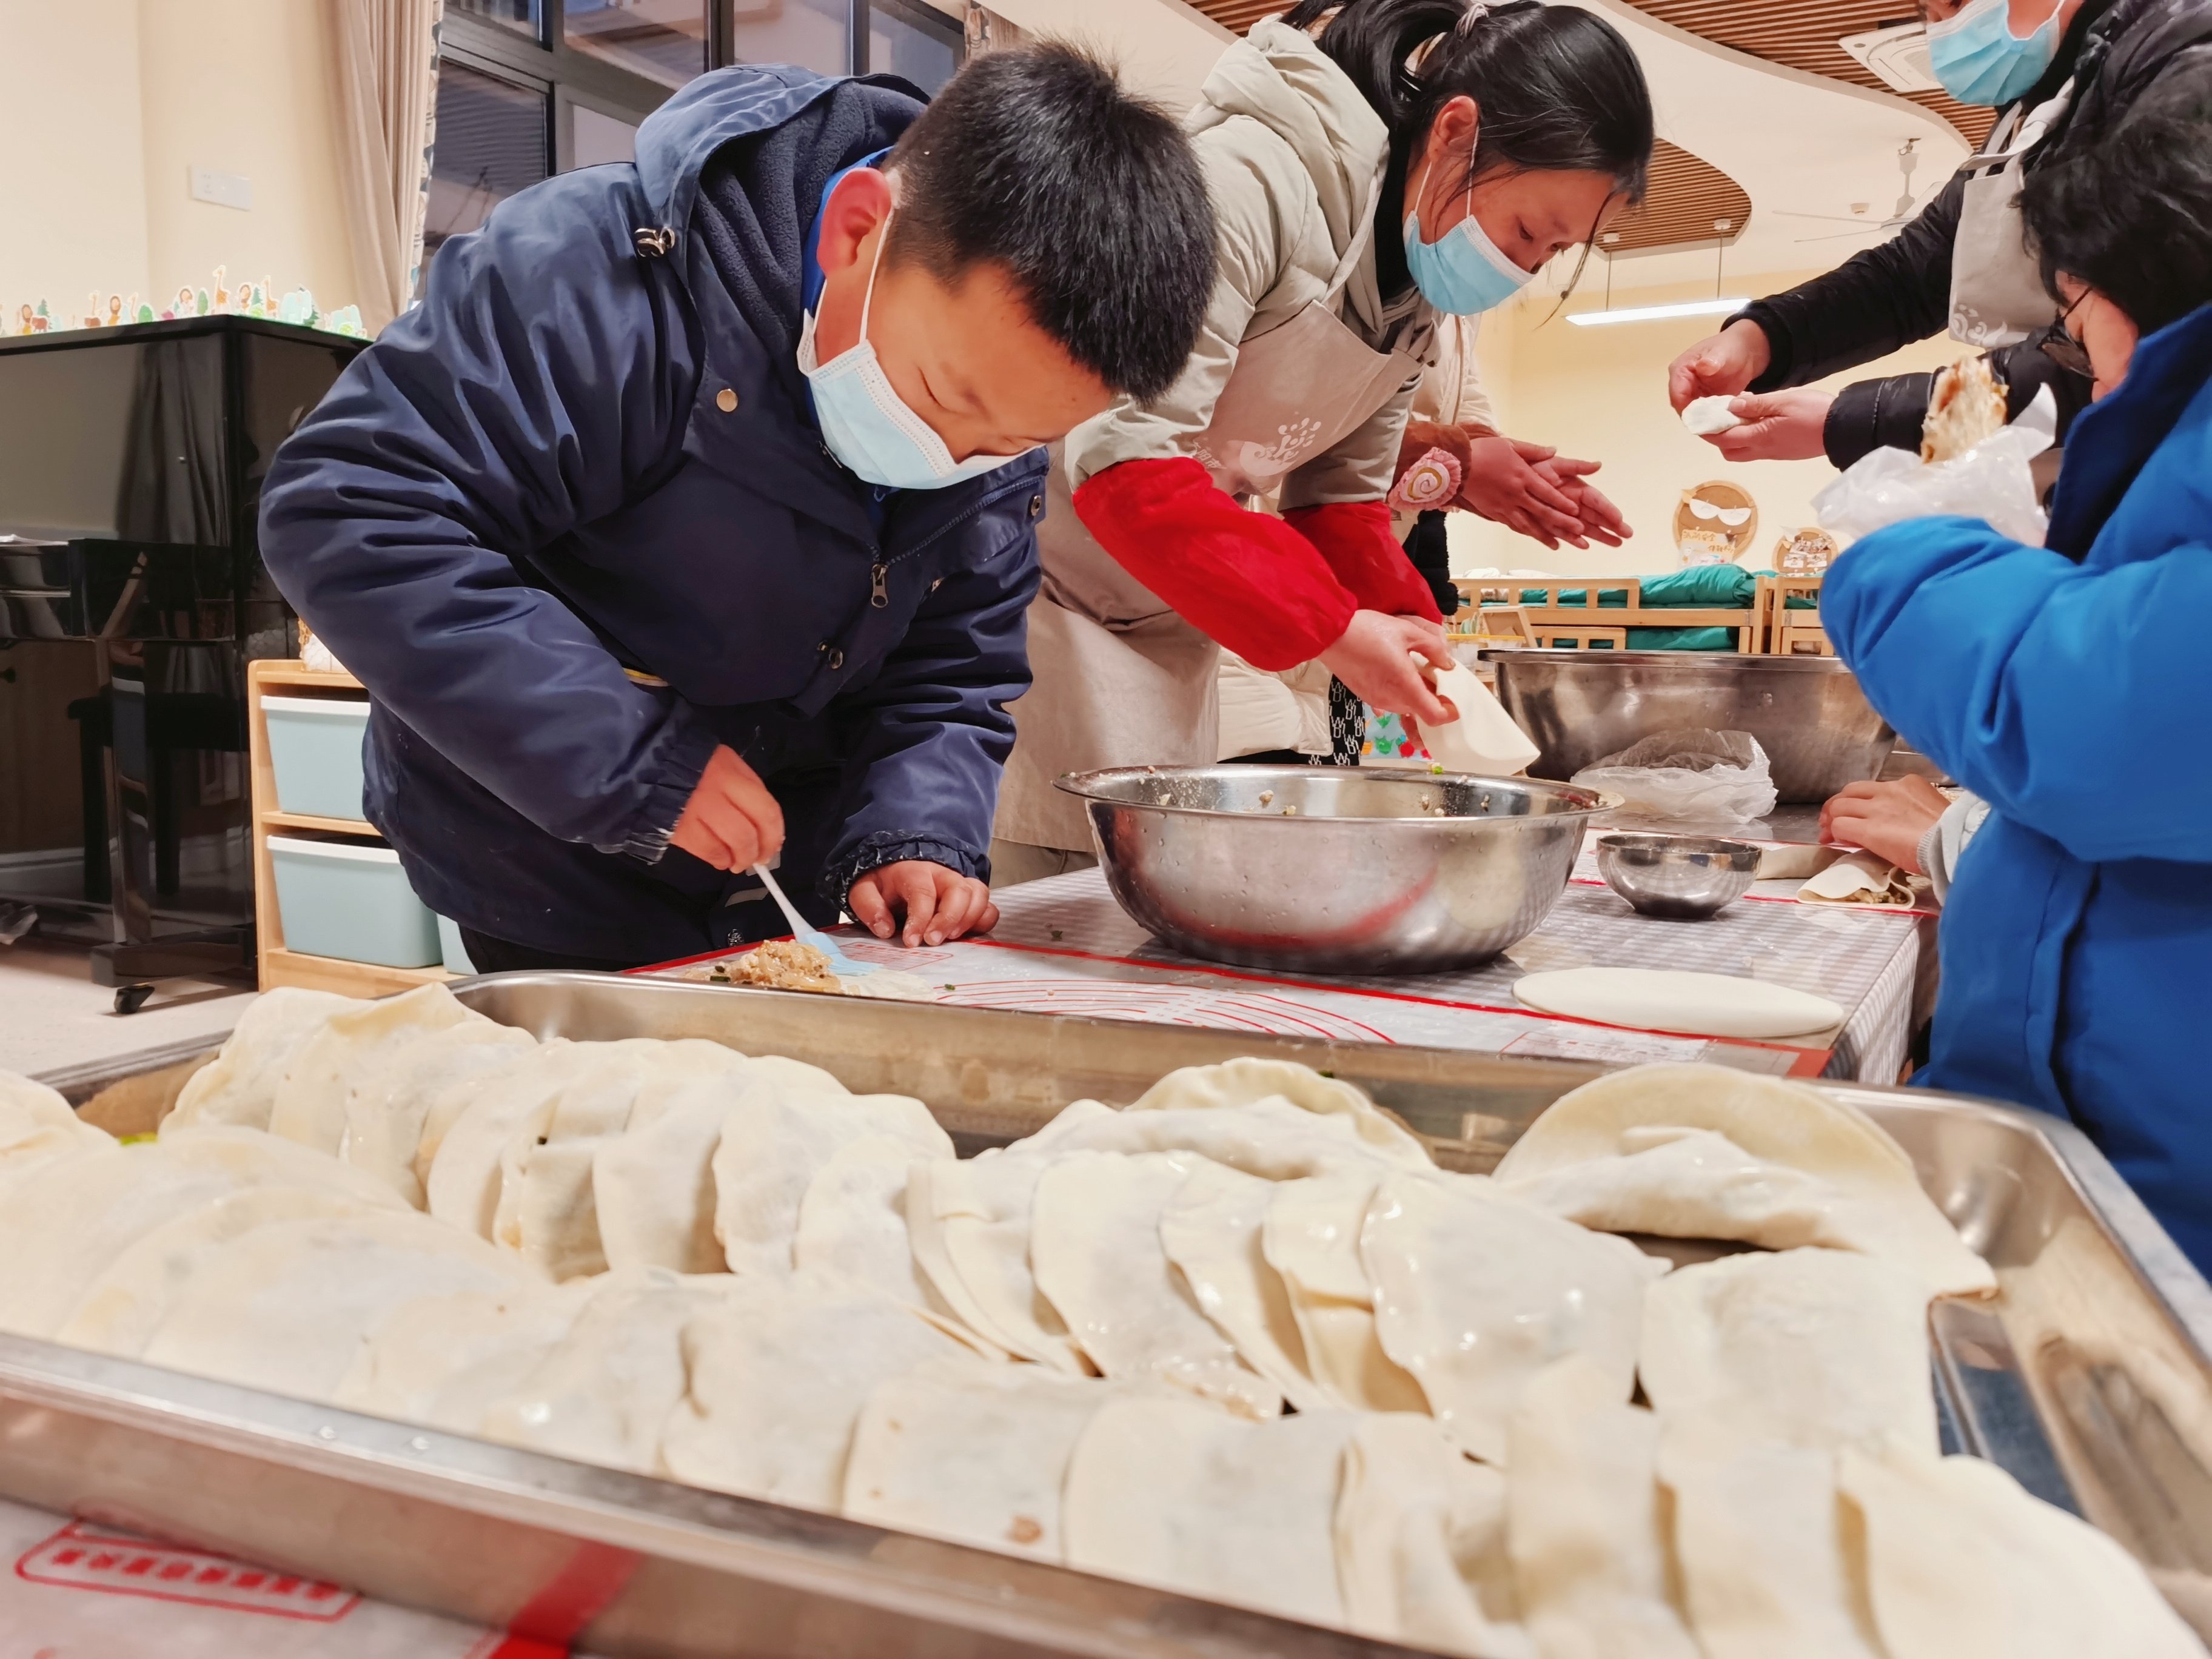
1485, 648, 1896, 803
1054, 766, 1614, 976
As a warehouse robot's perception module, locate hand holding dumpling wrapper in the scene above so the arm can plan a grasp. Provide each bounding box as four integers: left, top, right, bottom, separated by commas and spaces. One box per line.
1407, 655, 1541, 776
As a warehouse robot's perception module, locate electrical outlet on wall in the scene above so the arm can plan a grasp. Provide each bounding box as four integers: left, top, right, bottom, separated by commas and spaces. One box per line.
188, 165, 253, 212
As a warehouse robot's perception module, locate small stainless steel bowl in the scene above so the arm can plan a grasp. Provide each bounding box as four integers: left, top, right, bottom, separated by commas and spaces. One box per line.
1596, 833, 1763, 920
1054, 765, 1617, 974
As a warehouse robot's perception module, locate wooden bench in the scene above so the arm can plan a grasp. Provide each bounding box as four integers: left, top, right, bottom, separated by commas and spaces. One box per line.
1757, 575, 1832, 656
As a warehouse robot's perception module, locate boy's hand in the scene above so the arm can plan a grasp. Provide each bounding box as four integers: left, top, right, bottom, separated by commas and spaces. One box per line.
671, 745, 785, 870
849, 860, 997, 947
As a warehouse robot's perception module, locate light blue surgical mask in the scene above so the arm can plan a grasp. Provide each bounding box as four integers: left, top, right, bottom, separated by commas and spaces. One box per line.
1401, 151, 1534, 316
1926, 0, 2063, 107
798, 211, 1024, 492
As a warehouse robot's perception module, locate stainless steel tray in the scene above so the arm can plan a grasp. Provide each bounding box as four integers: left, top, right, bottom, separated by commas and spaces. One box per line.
13, 971, 2212, 1652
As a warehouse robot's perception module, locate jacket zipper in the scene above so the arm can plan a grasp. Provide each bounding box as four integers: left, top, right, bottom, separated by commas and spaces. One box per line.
861, 469, 1036, 606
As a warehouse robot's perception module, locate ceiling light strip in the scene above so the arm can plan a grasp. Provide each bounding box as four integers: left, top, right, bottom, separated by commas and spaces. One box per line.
1564, 298, 1751, 327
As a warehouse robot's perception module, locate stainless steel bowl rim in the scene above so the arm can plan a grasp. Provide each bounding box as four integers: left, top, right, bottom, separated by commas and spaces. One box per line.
1054, 765, 1619, 823
1481, 646, 1860, 674
1597, 833, 1765, 868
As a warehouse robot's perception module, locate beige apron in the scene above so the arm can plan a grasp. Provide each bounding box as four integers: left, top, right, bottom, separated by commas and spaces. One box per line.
1949, 82, 2075, 349
994, 222, 1424, 851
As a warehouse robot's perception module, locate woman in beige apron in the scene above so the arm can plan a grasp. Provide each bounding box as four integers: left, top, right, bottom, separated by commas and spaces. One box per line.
991, 0, 1655, 874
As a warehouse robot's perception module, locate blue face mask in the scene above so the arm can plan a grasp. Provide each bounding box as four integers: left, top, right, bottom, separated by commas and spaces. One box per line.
798, 211, 1024, 492
1926, 0, 2063, 107
1401, 151, 1535, 316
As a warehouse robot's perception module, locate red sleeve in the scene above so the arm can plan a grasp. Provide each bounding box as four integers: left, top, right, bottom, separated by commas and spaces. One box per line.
1071, 457, 1356, 670
1282, 501, 1441, 623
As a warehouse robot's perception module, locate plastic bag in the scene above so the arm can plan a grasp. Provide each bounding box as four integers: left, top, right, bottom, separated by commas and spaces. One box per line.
1570, 729, 1778, 823
1813, 385, 2056, 548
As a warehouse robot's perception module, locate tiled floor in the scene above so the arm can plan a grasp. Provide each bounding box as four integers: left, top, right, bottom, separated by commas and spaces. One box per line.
0, 937, 253, 1078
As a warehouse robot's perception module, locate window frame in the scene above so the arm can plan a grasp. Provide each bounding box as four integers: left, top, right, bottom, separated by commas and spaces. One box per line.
854, 0, 965, 78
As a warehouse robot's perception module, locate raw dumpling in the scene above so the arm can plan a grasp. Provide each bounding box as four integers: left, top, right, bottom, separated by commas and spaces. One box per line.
594, 1090, 736, 1274
1639, 1247, 1938, 1455
1034, 1096, 1418, 1181
1131, 1058, 1431, 1165
1506, 1127, 1852, 1247
480, 1269, 736, 1473
0, 1129, 401, 1338
1658, 1415, 1884, 1659
338, 1021, 537, 1206
140, 1210, 537, 1404
1363, 1171, 1664, 1464
424, 1044, 599, 1240
843, 1357, 1131, 1560
712, 1082, 950, 1275
335, 1280, 597, 1435
492, 1052, 652, 1279
1840, 1435, 2207, 1659
1160, 1158, 1333, 1414
792, 1138, 948, 1314
1064, 1396, 1355, 1634
1264, 1172, 1427, 1415
908, 1153, 1087, 1373
163, 987, 352, 1132
55, 1183, 396, 1358
267, 983, 493, 1154
0, 1070, 112, 1182
1030, 1151, 1280, 1418
660, 1269, 985, 1513
1337, 1412, 1531, 1659
1505, 1357, 1700, 1659
1494, 1064, 1993, 1299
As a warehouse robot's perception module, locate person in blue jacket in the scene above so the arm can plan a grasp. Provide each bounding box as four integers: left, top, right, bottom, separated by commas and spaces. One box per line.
1824, 64, 2212, 1271
258, 47, 1213, 971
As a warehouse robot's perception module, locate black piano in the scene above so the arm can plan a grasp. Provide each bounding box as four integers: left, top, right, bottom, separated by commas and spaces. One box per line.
0, 315, 364, 1003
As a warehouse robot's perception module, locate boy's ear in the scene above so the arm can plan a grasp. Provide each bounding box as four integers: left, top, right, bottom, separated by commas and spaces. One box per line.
817, 167, 897, 277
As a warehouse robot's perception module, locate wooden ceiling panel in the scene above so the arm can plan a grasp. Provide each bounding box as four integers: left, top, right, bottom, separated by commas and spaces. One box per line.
1611, 0, 1996, 145
1604, 138, 1751, 252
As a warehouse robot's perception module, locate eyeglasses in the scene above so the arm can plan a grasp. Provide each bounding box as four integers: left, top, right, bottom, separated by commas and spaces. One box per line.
2040, 290, 2094, 377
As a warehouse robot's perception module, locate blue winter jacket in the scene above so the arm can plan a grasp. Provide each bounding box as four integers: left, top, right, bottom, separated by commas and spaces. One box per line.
259, 67, 1047, 962
1826, 300, 2212, 1273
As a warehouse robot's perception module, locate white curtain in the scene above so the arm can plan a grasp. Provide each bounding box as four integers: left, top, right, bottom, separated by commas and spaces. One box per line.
329, 0, 443, 333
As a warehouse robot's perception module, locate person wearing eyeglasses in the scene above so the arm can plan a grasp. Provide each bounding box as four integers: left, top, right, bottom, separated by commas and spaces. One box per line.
1817, 64, 2212, 1272
1667, 0, 2212, 471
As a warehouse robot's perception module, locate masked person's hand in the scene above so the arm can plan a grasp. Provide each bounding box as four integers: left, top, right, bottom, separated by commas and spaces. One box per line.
1320, 611, 1453, 728
1455, 436, 1588, 548
1820, 776, 1949, 874
1667, 318, 1772, 411
670, 745, 786, 870
1530, 454, 1631, 546
1708, 389, 1833, 462
850, 860, 998, 947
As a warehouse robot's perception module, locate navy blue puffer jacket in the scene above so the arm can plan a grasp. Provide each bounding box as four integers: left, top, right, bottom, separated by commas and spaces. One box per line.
260, 65, 1047, 961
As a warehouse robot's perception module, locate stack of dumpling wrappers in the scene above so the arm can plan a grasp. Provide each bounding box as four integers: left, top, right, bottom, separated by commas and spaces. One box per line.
0, 984, 2200, 1658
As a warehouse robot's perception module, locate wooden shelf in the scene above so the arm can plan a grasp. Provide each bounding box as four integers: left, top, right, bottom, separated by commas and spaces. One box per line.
260, 947, 451, 997
263, 809, 384, 838
248, 657, 449, 999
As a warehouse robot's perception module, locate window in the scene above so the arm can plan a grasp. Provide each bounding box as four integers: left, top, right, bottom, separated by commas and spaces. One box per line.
427, 0, 965, 280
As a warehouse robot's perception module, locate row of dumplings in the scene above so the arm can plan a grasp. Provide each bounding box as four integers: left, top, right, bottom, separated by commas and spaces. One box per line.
1, 987, 2199, 1657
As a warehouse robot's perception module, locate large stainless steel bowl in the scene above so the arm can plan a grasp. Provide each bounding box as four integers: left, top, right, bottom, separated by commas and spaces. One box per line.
1055, 765, 1614, 975
1486, 648, 1896, 803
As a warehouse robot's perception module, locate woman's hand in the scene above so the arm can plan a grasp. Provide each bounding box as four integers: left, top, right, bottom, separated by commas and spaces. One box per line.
1667, 318, 1772, 410
848, 860, 997, 947
671, 745, 785, 870
1319, 611, 1453, 726
1820, 776, 1949, 873
1706, 389, 1834, 463
1457, 436, 1588, 548
1530, 454, 1631, 546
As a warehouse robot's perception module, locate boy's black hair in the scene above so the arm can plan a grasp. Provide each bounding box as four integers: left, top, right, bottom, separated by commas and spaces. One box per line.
886, 44, 1215, 404
2023, 59, 2212, 338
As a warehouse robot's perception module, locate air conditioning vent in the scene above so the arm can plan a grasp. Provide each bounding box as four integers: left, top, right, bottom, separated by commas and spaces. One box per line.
1840, 24, 1940, 95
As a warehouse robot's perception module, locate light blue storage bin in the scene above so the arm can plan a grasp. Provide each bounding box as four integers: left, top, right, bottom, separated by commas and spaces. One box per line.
264, 695, 372, 821
269, 835, 441, 968
437, 914, 477, 975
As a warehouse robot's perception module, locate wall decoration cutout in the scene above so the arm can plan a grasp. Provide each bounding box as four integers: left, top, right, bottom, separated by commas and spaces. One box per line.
1674, 480, 1759, 566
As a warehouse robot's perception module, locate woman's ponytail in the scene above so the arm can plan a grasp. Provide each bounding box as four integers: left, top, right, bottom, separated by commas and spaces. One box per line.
1280, 0, 1654, 204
